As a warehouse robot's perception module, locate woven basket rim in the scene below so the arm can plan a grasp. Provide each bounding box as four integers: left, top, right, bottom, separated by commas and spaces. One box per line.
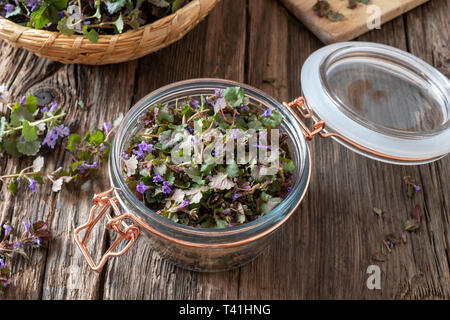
0, 1, 199, 42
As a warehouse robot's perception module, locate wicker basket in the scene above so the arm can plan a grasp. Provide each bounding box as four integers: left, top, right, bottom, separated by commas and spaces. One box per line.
0, 0, 220, 65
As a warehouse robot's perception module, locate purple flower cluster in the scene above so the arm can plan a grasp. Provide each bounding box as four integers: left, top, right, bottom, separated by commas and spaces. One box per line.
180, 200, 190, 208
41, 102, 58, 115
42, 124, 70, 149
3, 224, 12, 236
77, 161, 98, 175
189, 98, 200, 109
262, 108, 273, 117
25, 0, 39, 12
132, 141, 154, 160
162, 181, 173, 194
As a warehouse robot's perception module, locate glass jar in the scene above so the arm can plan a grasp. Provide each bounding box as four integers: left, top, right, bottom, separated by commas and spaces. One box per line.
74, 42, 449, 273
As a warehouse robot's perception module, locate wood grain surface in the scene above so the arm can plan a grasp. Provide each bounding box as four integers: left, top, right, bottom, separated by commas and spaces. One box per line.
0, 0, 449, 300
281, 0, 429, 44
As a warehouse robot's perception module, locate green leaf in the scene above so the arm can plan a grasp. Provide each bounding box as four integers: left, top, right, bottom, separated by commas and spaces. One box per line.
113, 14, 124, 33
8, 181, 17, 196
10, 106, 33, 127
31, 5, 50, 29
261, 197, 282, 215
57, 17, 75, 36
16, 139, 41, 156
281, 158, 295, 173
261, 192, 271, 202
157, 104, 174, 123
22, 120, 38, 142
222, 87, 245, 107
3, 136, 21, 157
171, 0, 185, 12
214, 215, 228, 229
83, 25, 99, 43
225, 163, 239, 178
105, 0, 127, 15
88, 130, 104, 146
67, 134, 81, 151
26, 94, 38, 113
49, 0, 68, 10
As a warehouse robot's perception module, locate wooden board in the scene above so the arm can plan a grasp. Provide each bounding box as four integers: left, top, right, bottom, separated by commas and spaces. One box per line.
0, 0, 448, 300
281, 0, 429, 44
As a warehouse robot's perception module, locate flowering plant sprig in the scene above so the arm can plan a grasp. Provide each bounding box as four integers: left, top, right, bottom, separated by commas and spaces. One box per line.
0, 0, 190, 43
0, 220, 51, 290
0, 86, 67, 158
0, 85, 122, 195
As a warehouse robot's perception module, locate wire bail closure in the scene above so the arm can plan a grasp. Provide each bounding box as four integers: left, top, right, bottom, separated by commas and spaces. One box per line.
73, 188, 140, 273
282, 96, 440, 163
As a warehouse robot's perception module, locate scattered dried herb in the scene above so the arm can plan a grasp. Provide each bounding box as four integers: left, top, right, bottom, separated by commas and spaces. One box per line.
0, 0, 190, 43
373, 207, 383, 218
0, 220, 51, 290
122, 87, 294, 229
403, 176, 421, 198
312, 0, 371, 22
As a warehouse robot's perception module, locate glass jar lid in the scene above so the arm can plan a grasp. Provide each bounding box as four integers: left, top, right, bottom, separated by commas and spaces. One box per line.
301, 42, 450, 165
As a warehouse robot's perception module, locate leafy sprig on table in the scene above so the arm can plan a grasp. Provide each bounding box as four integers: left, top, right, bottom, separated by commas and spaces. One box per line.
0, 220, 51, 290
0, 0, 190, 43
312, 0, 371, 22
0, 85, 121, 196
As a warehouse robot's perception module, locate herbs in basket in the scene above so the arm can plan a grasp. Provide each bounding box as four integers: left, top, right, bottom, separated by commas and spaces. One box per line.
121, 87, 296, 229
0, 0, 190, 43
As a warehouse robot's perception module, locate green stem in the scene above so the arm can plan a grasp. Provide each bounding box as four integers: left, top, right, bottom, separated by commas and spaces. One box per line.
3, 112, 66, 136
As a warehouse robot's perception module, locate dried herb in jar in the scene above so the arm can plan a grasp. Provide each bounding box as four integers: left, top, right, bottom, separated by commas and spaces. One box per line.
121, 87, 295, 229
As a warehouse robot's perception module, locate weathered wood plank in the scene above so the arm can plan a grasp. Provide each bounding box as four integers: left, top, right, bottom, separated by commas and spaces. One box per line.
102, 0, 247, 300
0, 44, 138, 299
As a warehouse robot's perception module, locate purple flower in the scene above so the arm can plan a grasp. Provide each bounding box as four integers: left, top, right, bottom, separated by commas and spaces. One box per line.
0, 258, 6, 269
136, 182, 149, 194
49, 102, 58, 113
40, 106, 48, 114
153, 173, 163, 183
29, 179, 38, 193
103, 122, 112, 132
77, 161, 97, 175
54, 124, 70, 138
35, 237, 42, 247
23, 221, 31, 233
180, 200, 190, 208
414, 184, 421, 193
20, 95, 26, 105
132, 148, 144, 160
13, 242, 22, 250
5, 4, 14, 13
3, 279, 10, 288
121, 152, 130, 160
287, 187, 292, 193
57, 10, 65, 20
240, 105, 250, 112
162, 181, 172, 194
231, 128, 238, 140
262, 108, 273, 117
222, 208, 231, 215
99, 145, 106, 152
3, 224, 12, 236
85, 161, 98, 169
138, 141, 154, 153
185, 126, 194, 134
25, 0, 39, 12
189, 98, 200, 109
232, 193, 241, 201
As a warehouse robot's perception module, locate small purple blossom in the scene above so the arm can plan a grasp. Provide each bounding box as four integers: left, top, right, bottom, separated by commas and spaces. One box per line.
0, 258, 6, 269
132, 148, 144, 160
40, 106, 48, 114
35, 237, 42, 247
28, 179, 38, 193
25, 0, 39, 11
153, 173, 163, 183
189, 98, 200, 109
99, 145, 107, 152
162, 181, 172, 194
77, 161, 98, 175
55, 124, 70, 138
13, 242, 22, 250
232, 193, 241, 201
222, 208, 231, 215
4, 4, 14, 13
42, 125, 69, 149
23, 221, 31, 233
287, 187, 292, 193
180, 200, 190, 208
103, 122, 112, 132
121, 152, 130, 160
240, 105, 250, 112
3, 279, 10, 288
3, 224, 12, 236
186, 126, 194, 134
136, 182, 150, 194
49, 102, 58, 113
262, 108, 273, 117
414, 184, 421, 193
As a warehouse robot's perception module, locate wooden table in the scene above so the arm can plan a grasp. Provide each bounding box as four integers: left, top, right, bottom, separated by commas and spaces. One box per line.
0, 0, 448, 300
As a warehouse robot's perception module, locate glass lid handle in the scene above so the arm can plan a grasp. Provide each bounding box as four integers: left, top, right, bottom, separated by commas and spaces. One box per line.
282, 97, 441, 163
74, 188, 140, 273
